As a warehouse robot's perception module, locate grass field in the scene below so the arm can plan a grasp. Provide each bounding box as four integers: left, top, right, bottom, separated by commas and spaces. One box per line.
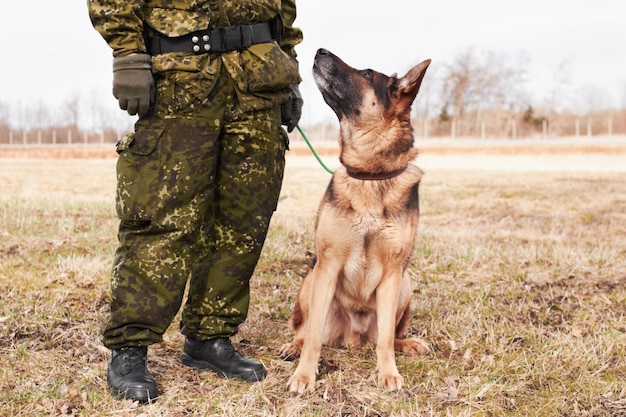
1, 140, 625, 416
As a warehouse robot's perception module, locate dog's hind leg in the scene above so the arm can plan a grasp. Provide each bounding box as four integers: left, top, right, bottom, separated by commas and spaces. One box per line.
279, 276, 311, 360
279, 338, 303, 360
393, 296, 430, 356
394, 338, 430, 355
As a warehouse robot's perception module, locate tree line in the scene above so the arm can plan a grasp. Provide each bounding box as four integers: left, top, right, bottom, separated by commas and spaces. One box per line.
0, 93, 134, 146
1, 49, 624, 145
410, 48, 625, 139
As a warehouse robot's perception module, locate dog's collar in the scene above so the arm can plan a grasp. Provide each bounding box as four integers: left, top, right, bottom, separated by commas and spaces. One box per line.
345, 166, 408, 181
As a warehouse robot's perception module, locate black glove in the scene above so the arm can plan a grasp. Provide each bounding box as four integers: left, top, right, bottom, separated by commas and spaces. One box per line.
112, 53, 155, 117
281, 84, 303, 133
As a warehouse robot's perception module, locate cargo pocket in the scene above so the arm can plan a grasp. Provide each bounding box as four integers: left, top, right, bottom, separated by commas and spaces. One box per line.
115, 126, 164, 221
240, 42, 301, 93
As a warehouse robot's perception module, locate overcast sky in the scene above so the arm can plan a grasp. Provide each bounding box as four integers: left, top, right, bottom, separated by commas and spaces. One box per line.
0, 1, 624, 127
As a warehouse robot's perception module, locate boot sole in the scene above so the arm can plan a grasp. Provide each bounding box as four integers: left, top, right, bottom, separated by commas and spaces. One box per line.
181, 353, 266, 382
109, 385, 159, 403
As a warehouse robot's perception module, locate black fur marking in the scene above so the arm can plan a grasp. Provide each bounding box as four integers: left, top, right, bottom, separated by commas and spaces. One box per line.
372, 74, 392, 110
336, 75, 363, 118
319, 73, 364, 119
406, 182, 420, 212
326, 178, 336, 203
364, 232, 373, 251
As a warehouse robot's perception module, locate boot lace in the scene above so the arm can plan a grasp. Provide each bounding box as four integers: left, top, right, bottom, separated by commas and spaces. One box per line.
119, 347, 147, 376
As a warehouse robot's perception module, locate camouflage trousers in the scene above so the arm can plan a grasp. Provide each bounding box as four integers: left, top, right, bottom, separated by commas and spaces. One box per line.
103, 68, 287, 349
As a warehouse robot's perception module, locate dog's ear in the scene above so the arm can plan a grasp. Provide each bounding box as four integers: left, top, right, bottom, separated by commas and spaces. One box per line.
395, 59, 431, 105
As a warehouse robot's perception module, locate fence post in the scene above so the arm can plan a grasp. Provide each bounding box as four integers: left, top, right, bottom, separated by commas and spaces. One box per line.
100, 131, 105, 144
511, 119, 516, 140
587, 116, 592, 138
84, 131, 88, 144
37, 130, 42, 145
451, 119, 456, 139
52, 130, 57, 145
542, 119, 547, 140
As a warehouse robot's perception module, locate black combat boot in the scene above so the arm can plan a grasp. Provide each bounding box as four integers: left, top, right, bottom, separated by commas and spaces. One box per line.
181, 337, 267, 382
107, 346, 159, 402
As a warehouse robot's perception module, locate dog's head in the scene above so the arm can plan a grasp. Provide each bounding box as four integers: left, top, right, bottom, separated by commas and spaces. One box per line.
313, 48, 430, 125
313, 48, 431, 173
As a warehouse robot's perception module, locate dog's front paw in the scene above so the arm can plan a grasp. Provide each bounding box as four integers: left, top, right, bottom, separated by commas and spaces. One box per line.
378, 372, 404, 391
287, 372, 317, 394
396, 337, 430, 356
279, 341, 302, 360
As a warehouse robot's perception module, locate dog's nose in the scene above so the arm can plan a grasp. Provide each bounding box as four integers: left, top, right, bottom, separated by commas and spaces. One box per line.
317, 48, 329, 56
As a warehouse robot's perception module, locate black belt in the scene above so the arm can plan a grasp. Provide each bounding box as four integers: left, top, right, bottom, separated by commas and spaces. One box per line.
146, 22, 274, 55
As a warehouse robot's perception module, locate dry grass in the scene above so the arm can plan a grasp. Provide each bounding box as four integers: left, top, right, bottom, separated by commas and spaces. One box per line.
1, 141, 626, 416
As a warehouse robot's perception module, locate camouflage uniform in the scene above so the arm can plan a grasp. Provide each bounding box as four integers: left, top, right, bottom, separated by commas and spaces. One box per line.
87, 0, 302, 349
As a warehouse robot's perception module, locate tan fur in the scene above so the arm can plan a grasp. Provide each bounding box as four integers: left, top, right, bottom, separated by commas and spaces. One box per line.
279, 49, 431, 394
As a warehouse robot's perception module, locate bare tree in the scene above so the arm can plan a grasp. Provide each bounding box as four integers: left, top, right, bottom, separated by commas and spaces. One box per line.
547, 58, 573, 112
438, 48, 530, 137
32, 100, 56, 130
0, 101, 10, 144
441, 48, 474, 119
63, 93, 81, 129
0, 101, 9, 126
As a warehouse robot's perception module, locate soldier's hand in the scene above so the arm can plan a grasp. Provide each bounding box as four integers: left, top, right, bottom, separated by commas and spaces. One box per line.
281, 84, 303, 133
112, 53, 155, 117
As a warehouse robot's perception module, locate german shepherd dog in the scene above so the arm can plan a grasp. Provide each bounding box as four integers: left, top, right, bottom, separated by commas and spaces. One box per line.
279, 49, 432, 393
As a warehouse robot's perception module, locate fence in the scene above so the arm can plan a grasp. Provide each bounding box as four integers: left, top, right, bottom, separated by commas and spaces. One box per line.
300, 115, 625, 142
0, 127, 121, 146
0, 115, 624, 146
419, 117, 619, 140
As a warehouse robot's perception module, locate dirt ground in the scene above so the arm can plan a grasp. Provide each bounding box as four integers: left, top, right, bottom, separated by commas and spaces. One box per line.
286, 136, 626, 173
2, 137, 625, 416
1, 136, 625, 173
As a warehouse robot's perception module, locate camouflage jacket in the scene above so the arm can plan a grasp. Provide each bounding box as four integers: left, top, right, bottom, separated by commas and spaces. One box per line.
87, 0, 303, 110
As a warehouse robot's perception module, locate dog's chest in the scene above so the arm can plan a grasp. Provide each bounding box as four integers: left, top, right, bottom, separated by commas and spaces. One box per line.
347, 187, 413, 235
351, 211, 381, 235
319, 172, 421, 257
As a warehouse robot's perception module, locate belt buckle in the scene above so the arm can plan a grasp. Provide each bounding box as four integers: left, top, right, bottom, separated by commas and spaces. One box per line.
191, 32, 211, 53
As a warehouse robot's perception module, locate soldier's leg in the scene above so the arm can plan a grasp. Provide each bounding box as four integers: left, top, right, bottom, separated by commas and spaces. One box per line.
104, 115, 220, 349
104, 72, 228, 400
180, 104, 287, 339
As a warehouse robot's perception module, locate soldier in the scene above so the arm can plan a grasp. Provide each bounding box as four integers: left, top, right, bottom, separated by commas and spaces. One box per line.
87, 0, 303, 402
